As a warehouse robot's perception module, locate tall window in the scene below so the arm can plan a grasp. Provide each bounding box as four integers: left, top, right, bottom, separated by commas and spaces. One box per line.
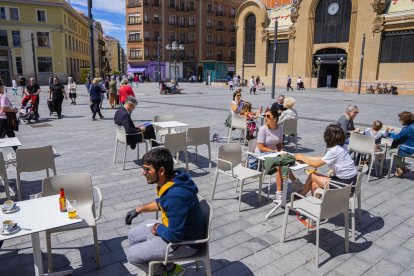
144, 13, 149, 23
267, 40, 289, 63
130, 49, 141, 58
37, 10, 46, 22
15, 57, 22, 75
0, 30, 8, 46
12, 31, 20, 47
37, 57, 53, 72
245, 14, 256, 64
9, 7, 19, 20
314, 0, 352, 44
380, 30, 414, 63
169, 15, 176, 25
129, 32, 141, 42
0, 7, 5, 19
37, 32, 50, 47
128, 13, 141, 24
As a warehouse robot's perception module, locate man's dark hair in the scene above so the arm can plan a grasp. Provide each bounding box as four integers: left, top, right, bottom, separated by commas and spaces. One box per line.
142, 148, 174, 178
324, 124, 346, 148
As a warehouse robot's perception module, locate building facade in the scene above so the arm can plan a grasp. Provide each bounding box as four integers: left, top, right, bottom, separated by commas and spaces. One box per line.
104, 36, 122, 73
125, 0, 244, 82
0, 0, 92, 85
236, 0, 414, 95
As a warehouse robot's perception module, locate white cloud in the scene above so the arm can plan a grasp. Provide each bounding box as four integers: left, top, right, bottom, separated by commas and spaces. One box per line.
68, 0, 125, 14
96, 18, 124, 33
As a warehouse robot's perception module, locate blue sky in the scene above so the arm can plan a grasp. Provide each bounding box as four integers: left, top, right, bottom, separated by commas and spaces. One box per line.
67, 0, 126, 50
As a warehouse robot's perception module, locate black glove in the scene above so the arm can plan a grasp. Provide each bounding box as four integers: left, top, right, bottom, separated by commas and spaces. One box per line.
125, 209, 140, 225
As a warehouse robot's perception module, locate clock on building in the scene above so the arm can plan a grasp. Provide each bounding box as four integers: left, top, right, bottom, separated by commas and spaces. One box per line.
328, 2, 340, 15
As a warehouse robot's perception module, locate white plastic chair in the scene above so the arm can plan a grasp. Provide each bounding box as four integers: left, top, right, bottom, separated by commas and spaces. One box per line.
0, 152, 12, 199
154, 114, 177, 140
113, 125, 148, 170
227, 114, 247, 145
283, 119, 298, 152
152, 132, 189, 172
348, 133, 385, 182
16, 145, 57, 201
186, 127, 212, 169
41, 173, 103, 273
211, 143, 263, 212
148, 196, 213, 276
281, 183, 351, 268
388, 144, 414, 178
315, 165, 369, 242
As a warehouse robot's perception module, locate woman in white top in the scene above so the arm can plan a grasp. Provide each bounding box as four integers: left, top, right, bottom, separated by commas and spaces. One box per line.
254, 108, 302, 200
230, 89, 244, 114
278, 96, 298, 124
295, 124, 357, 197
67, 77, 77, 105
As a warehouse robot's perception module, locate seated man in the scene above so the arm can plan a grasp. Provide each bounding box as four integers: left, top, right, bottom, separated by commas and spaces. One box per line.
270, 95, 286, 114
114, 96, 156, 149
124, 148, 206, 275
337, 104, 361, 142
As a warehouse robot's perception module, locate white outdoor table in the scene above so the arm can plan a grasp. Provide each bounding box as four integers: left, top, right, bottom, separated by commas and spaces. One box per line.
0, 195, 82, 276
0, 137, 21, 148
152, 121, 189, 134
257, 151, 308, 219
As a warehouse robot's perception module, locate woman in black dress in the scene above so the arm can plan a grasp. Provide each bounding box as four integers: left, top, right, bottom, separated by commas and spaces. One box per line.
49, 76, 67, 119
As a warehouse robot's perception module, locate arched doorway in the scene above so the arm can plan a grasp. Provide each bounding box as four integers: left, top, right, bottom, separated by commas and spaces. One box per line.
314, 48, 347, 88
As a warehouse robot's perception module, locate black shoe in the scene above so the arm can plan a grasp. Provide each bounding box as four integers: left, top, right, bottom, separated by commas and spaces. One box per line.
92, 118, 97, 121
100, 116, 104, 119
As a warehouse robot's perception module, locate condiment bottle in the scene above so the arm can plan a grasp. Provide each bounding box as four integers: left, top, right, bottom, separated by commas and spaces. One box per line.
59, 188, 67, 212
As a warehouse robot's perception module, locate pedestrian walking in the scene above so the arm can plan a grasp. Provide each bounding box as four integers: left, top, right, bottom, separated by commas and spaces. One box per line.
67, 77, 77, 105
12, 78, 18, 95
108, 76, 117, 109
90, 78, 104, 121
287, 75, 293, 91
49, 76, 67, 119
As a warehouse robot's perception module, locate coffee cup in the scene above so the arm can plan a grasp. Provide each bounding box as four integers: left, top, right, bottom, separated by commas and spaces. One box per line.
3, 220, 14, 233
3, 200, 15, 211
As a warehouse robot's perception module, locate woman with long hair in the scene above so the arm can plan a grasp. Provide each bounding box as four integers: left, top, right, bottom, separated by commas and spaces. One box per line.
49, 76, 67, 119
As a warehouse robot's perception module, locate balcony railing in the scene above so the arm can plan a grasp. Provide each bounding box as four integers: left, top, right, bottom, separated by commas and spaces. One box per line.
177, 23, 186, 28
153, 37, 161, 41
152, 2, 161, 7
144, 19, 150, 23
176, 5, 185, 11
127, 0, 141, 8
187, 23, 196, 28
152, 19, 161, 24
128, 20, 142, 25
168, 21, 176, 26
187, 39, 196, 44
206, 25, 213, 29
168, 3, 175, 9
216, 42, 225, 47
216, 26, 224, 31
128, 38, 143, 43
207, 9, 213, 13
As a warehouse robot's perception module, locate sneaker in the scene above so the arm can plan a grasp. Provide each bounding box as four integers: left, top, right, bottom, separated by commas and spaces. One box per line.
291, 179, 304, 191
276, 192, 283, 201
167, 264, 185, 276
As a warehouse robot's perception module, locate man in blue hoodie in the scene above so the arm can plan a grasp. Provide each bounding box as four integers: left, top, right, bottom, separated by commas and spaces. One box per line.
124, 148, 206, 275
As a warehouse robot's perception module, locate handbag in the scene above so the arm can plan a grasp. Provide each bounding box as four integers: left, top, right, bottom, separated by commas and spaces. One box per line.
224, 114, 232, 128
6, 111, 19, 131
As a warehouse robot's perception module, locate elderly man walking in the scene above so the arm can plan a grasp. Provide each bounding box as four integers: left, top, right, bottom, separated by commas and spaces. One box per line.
124, 148, 206, 275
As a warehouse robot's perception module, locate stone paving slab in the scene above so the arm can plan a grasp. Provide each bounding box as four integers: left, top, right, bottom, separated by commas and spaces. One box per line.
0, 83, 413, 275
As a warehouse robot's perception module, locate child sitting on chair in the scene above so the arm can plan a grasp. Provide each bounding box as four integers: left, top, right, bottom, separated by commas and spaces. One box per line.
240, 102, 262, 140
363, 120, 389, 150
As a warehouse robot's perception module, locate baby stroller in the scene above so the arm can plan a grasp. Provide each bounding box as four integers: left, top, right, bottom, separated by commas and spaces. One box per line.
20, 94, 39, 122
159, 81, 172, 95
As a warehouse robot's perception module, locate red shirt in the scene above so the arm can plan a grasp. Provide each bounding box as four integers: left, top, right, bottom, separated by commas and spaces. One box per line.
119, 85, 135, 103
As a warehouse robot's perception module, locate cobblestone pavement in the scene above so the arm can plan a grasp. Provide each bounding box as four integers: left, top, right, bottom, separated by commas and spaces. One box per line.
0, 83, 413, 275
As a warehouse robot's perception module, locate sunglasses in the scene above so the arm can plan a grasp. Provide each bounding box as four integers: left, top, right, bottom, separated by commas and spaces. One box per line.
265, 114, 272, 118
236, 94, 241, 97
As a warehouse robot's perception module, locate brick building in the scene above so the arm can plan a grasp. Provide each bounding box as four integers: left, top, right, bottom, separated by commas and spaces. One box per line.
125, 0, 243, 82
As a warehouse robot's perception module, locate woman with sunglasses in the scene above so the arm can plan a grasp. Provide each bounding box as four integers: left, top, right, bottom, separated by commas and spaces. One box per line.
230, 89, 244, 115
253, 108, 302, 200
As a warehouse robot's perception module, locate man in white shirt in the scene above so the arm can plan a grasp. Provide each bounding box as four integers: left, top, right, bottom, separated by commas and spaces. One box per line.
249, 76, 256, 95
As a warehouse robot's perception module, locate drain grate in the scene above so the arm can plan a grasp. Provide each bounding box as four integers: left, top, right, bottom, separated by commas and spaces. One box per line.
30, 123, 52, 128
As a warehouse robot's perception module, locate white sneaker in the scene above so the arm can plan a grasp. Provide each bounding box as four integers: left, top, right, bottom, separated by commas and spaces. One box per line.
276, 192, 283, 201
291, 179, 304, 191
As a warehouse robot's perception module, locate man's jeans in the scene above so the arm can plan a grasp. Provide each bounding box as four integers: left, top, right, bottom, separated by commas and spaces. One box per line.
125, 219, 198, 274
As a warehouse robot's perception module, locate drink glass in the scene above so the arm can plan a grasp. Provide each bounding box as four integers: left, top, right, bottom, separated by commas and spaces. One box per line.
67, 200, 77, 219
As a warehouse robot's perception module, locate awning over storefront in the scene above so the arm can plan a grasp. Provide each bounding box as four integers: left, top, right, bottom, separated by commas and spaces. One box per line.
127, 63, 146, 73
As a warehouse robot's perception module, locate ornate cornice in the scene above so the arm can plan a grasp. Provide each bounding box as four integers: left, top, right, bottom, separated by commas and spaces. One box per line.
371, 0, 387, 15
288, 25, 296, 40
372, 16, 386, 33
290, 0, 301, 24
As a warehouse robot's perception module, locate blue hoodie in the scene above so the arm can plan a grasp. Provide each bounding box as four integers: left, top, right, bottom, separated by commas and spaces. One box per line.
389, 123, 414, 157
155, 170, 206, 244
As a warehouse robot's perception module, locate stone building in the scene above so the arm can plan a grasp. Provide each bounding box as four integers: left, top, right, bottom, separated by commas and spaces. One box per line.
236, 0, 414, 94
0, 0, 91, 84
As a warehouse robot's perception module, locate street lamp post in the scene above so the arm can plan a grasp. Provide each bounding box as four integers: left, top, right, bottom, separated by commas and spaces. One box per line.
165, 41, 184, 82
315, 57, 322, 79
338, 57, 346, 79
